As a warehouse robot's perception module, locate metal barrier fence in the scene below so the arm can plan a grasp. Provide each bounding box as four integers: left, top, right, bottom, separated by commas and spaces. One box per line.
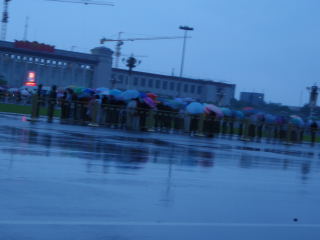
28, 96, 319, 144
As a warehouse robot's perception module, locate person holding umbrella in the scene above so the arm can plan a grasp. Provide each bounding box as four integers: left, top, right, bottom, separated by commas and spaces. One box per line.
126, 98, 139, 130
310, 120, 318, 144
47, 85, 57, 123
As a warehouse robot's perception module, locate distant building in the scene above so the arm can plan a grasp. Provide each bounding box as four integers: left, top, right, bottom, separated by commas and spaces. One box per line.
0, 40, 235, 105
0, 40, 112, 89
111, 69, 235, 105
240, 92, 264, 105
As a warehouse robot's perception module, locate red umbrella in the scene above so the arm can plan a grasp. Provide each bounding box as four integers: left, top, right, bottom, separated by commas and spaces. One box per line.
147, 92, 158, 100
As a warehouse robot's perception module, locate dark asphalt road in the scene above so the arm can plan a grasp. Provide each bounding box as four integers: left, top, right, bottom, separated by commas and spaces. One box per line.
0, 113, 319, 239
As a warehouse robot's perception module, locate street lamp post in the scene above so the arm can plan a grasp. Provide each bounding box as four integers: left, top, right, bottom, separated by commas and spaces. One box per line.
179, 25, 194, 78
307, 84, 319, 118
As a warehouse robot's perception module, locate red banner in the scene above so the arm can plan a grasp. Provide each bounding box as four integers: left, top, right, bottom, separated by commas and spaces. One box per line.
14, 40, 55, 53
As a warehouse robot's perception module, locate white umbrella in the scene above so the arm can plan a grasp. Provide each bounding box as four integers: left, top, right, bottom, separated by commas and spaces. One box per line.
20, 89, 31, 96
8, 88, 19, 92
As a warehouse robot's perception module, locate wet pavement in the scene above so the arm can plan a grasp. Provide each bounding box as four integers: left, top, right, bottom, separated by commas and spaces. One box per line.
0, 113, 320, 239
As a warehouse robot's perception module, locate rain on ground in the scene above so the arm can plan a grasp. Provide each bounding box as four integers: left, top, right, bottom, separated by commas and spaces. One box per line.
0, 113, 320, 240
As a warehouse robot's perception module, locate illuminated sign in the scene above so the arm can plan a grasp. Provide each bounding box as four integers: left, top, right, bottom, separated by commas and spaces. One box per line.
14, 40, 55, 53
28, 71, 35, 81
24, 71, 37, 87
25, 82, 37, 87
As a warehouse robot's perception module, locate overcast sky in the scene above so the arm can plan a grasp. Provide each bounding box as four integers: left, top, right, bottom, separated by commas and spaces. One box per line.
5, 0, 320, 106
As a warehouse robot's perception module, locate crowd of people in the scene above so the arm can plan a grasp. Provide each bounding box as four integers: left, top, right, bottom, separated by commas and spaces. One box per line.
21, 84, 319, 144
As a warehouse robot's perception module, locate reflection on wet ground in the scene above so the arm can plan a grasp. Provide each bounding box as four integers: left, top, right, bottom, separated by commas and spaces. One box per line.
0, 113, 320, 240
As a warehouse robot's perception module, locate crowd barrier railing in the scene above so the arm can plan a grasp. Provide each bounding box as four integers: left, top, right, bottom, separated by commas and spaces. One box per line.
26, 97, 319, 144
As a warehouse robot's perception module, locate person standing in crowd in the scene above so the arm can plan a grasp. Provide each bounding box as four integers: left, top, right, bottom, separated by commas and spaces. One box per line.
99, 95, 108, 125
310, 120, 318, 144
229, 115, 235, 137
203, 111, 216, 138
221, 116, 228, 135
60, 91, 69, 122
189, 113, 200, 136
256, 115, 265, 141
71, 92, 79, 123
35, 84, 43, 118
47, 85, 57, 123
87, 95, 100, 126
65, 88, 74, 119
138, 99, 151, 131
108, 95, 119, 128
155, 102, 173, 132
126, 98, 139, 130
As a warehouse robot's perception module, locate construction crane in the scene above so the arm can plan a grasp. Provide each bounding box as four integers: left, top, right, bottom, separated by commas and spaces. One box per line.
100, 34, 189, 68
1, 0, 10, 41
46, 0, 114, 6
0, 0, 114, 41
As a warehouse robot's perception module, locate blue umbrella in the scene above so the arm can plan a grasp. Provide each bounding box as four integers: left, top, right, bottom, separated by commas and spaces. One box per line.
96, 87, 109, 93
165, 98, 186, 110
232, 110, 244, 119
290, 115, 305, 128
83, 88, 95, 95
265, 114, 277, 124
186, 102, 204, 114
139, 91, 147, 98
242, 107, 257, 116
181, 97, 195, 103
121, 89, 140, 101
109, 89, 122, 96
220, 107, 232, 117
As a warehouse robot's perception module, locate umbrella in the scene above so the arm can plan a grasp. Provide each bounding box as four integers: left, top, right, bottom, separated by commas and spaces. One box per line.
109, 89, 122, 96
143, 96, 156, 108
254, 112, 266, 121
220, 107, 232, 117
74, 87, 85, 94
290, 115, 304, 127
20, 89, 31, 96
147, 92, 158, 100
20, 86, 37, 92
204, 104, 224, 118
276, 116, 287, 125
164, 98, 186, 110
186, 102, 204, 114
265, 114, 277, 124
96, 87, 109, 93
232, 110, 244, 119
66, 85, 78, 89
139, 92, 147, 98
83, 88, 95, 95
8, 88, 19, 92
121, 89, 140, 101
242, 106, 257, 116
99, 90, 110, 96
181, 97, 195, 103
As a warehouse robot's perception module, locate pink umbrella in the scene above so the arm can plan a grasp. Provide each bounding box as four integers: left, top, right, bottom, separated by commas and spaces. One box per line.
204, 104, 224, 118
143, 97, 156, 108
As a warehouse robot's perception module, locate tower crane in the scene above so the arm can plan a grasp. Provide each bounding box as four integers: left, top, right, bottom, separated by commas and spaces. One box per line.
0, 0, 114, 41
1, 0, 10, 41
46, 0, 114, 6
100, 34, 189, 68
